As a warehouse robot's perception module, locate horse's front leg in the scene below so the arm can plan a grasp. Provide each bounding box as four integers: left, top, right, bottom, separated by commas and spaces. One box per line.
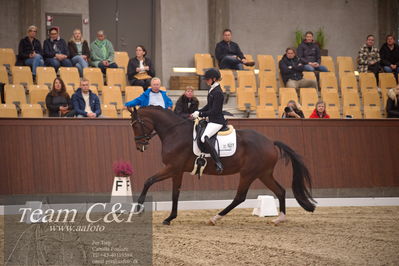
137, 165, 174, 205
162, 173, 183, 225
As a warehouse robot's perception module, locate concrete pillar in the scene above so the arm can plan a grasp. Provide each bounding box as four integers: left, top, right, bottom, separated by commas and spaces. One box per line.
18, 0, 42, 39
378, 0, 399, 46
208, 0, 229, 56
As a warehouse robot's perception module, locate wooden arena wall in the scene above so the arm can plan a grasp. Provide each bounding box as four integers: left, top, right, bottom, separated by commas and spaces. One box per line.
0, 119, 398, 195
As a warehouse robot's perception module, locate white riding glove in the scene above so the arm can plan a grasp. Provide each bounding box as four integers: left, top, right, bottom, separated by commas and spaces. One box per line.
191, 111, 200, 119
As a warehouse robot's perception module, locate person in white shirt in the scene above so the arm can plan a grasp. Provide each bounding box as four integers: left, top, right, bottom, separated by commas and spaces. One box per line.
71, 78, 102, 118
125, 77, 173, 109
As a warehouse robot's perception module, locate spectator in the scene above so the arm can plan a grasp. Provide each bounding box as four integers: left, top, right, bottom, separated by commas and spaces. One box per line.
90, 30, 118, 74
127, 45, 155, 91
17, 25, 44, 78
72, 78, 101, 118
68, 29, 90, 77
309, 101, 330, 119
279, 48, 318, 91
297, 31, 328, 72
45, 77, 74, 117
386, 85, 399, 118
358, 34, 380, 82
282, 100, 304, 118
380, 34, 399, 81
43, 27, 72, 71
125, 77, 172, 109
215, 29, 254, 70
174, 86, 199, 119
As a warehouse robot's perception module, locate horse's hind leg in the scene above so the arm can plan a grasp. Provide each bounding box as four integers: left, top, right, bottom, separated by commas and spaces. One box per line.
258, 173, 286, 224
208, 175, 255, 225
162, 173, 183, 225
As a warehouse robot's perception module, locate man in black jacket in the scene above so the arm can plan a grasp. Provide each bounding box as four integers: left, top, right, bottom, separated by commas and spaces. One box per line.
17, 25, 44, 77
279, 48, 318, 92
191, 69, 226, 173
215, 29, 254, 70
380, 35, 399, 81
43, 27, 72, 71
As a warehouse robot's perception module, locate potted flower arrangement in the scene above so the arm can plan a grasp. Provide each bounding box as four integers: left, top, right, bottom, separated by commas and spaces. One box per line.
112, 160, 133, 177
111, 160, 133, 198
315, 27, 328, 56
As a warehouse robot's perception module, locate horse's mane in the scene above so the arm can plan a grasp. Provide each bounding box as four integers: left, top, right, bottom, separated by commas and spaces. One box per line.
138, 106, 192, 125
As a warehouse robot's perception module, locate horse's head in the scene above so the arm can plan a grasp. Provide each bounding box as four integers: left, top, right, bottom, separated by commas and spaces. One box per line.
128, 107, 157, 152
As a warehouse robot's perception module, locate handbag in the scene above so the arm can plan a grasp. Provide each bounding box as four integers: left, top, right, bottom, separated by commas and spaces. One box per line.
134, 72, 152, 80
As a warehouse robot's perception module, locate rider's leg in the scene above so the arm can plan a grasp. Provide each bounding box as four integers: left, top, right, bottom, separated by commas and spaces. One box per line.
201, 123, 224, 173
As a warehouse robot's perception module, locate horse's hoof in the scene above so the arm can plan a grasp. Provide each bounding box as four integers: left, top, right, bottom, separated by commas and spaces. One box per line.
162, 220, 170, 225
207, 219, 216, 226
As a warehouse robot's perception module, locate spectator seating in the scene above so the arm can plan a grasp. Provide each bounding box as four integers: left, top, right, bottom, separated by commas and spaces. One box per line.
237, 70, 256, 91
5, 84, 26, 106
343, 104, 362, 118
59, 67, 80, 90
0, 104, 18, 117
0, 65, 9, 84
66, 85, 75, 97
11, 66, 33, 88
236, 88, 256, 115
258, 87, 277, 109
319, 72, 338, 93
122, 109, 132, 118
303, 71, 317, 82
322, 91, 340, 112
0, 48, 16, 67
300, 87, 318, 107
379, 73, 397, 107
258, 71, 277, 92
302, 104, 315, 118
102, 86, 124, 111
194, 53, 213, 76
36, 66, 56, 88
101, 104, 118, 118
364, 106, 383, 118
125, 86, 144, 102
321, 56, 335, 73
257, 54, 276, 73
89, 85, 99, 95
337, 56, 354, 78
114, 51, 129, 73
20, 104, 43, 118
256, 105, 276, 118
359, 72, 378, 95
83, 68, 104, 92
29, 86, 48, 109
279, 87, 298, 106
219, 69, 236, 93
106, 68, 126, 92
340, 73, 358, 94
363, 91, 381, 109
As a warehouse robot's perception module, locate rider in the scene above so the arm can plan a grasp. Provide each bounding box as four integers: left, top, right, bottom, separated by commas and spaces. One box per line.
191, 68, 226, 174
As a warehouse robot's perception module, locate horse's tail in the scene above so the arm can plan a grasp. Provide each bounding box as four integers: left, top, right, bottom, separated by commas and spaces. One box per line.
274, 141, 316, 212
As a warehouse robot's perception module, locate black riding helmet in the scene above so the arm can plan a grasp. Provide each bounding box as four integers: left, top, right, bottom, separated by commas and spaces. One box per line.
203, 68, 221, 80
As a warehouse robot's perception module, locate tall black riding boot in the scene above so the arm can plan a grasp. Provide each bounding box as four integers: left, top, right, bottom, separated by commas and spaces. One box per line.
204, 136, 224, 174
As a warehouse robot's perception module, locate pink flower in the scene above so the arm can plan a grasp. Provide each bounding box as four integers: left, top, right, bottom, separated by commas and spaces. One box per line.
112, 161, 133, 177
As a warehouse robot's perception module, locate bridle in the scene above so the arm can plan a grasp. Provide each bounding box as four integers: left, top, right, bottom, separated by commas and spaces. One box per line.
130, 110, 157, 146
130, 114, 157, 145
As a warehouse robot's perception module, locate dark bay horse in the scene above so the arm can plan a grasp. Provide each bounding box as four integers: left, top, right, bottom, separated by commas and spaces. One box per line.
128, 106, 316, 225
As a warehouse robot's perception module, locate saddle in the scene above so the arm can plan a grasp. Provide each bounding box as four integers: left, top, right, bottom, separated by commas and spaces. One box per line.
195, 119, 230, 154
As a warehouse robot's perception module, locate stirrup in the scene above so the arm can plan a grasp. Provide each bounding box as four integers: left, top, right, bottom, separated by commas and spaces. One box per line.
190, 154, 207, 178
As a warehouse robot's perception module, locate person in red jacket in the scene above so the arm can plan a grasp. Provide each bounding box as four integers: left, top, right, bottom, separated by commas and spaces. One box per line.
309, 101, 330, 118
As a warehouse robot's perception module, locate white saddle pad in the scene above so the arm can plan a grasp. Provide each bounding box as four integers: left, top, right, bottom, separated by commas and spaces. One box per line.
193, 125, 237, 157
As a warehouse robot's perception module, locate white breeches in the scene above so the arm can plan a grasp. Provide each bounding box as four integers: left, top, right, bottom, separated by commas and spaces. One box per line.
201, 122, 223, 143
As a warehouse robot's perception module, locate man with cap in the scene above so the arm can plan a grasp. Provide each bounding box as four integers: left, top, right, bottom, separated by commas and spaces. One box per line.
191, 68, 226, 173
